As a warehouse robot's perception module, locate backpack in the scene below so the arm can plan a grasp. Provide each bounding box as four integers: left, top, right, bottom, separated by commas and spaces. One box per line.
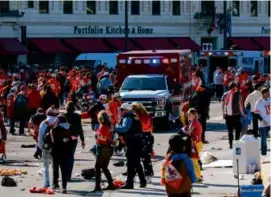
164, 156, 183, 189
14, 94, 28, 112
81, 168, 95, 180
42, 122, 55, 150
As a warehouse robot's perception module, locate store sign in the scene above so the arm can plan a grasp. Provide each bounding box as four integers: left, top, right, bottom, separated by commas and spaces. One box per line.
74, 25, 154, 35
261, 26, 270, 34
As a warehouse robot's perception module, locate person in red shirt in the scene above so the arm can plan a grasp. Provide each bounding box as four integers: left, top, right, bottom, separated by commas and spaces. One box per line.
180, 101, 189, 127
27, 84, 42, 118
91, 110, 114, 192
48, 74, 61, 97
6, 89, 16, 134
187, 108, 203, 181
97, 67, 106, 81
131, 102, 154, 179
0, 70, 7, 90
107, 93, 121, 126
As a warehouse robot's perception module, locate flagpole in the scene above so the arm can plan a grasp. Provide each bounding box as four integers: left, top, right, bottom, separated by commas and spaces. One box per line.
223, 1, 227, 50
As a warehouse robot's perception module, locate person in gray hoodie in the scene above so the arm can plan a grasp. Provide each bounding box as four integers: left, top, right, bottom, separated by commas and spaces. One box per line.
37, 106, 58, 188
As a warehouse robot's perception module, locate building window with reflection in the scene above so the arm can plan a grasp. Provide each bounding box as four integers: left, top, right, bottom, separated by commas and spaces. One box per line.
172, 0, 180, 16
0, 1, 9, 13
232, 1, 240, 16
28, 1, 34, 8
39, 1, 49, 14
201, 0, 214, 16
250, 1, 258, 17
63, 1, 73, 14
131, 1, 140, 15
109, 0, 118, 15
86, 0, 96, 14
152, 1, 161, 15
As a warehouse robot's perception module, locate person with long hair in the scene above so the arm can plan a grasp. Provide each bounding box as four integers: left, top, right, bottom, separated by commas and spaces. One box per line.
91, 110, 114, 192
187, 108, 203, 182
131, 102, 154, 180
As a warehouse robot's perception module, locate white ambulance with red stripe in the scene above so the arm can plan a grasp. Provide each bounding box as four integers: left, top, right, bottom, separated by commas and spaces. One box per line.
198, 50, 265, 83
116, 50, 192, 129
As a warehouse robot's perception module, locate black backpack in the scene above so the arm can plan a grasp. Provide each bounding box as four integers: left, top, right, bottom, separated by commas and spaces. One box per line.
42, 122, 55, 150
81, 168, 95, 180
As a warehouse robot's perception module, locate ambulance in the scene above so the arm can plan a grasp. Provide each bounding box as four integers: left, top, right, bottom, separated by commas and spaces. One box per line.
116, 49, 193, 129
198, 50, 265, 83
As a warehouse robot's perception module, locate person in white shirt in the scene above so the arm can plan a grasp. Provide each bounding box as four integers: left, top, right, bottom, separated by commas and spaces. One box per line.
244, 83, 262, 137
213, 67, 224, 101
255, 88, 270, 156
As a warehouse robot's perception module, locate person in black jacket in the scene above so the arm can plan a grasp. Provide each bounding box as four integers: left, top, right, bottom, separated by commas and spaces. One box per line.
50, 115, 72, 194
41, 85, 59, 110
63, 101, 85, 181
88, 94, 107, 131
114, 103, 146, 189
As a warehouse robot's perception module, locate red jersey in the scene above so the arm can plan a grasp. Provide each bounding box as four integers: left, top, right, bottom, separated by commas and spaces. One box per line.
6, 94, 15, 118
189, 119, 202, 143
0, 75, 7, 89
27, 89, 41, 109
139, 114, 153, 133
96, 125, 112, 145
107, 100, 121, 125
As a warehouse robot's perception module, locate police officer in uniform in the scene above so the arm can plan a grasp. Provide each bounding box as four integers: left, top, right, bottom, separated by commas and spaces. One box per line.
114, 103, 147, 189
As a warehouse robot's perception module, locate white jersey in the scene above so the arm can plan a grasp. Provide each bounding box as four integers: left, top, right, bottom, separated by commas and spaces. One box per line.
255, 97, 271, 128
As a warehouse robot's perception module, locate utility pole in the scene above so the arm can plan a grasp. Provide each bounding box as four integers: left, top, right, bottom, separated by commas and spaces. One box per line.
124, 0, 129, 52
223, 0, 228, 50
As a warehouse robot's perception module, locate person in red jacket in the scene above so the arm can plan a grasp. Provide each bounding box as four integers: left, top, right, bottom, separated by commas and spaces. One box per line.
27, 84, 42, 118
48, 74, 61, 97
132, 102, 154, 180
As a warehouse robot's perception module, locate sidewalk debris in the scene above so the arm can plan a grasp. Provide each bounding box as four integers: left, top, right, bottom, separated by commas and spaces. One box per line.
201, 152, 218, 164
0, 169, 27, 176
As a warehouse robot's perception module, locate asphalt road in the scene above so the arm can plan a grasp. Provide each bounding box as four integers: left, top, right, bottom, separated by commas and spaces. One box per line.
0, 102, 269, 197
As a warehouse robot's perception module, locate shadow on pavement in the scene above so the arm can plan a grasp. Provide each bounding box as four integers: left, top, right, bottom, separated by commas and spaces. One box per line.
118, 189, 166, 196
200, 183, 237, 188
207, 122, 226, 131
68, 190, 102, 196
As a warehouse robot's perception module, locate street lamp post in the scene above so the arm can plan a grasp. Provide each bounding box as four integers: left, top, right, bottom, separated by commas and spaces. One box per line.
223, 0, 228, 50
124, 0, 129, 52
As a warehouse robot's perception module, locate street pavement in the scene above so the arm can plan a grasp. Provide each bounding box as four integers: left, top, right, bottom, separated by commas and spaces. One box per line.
0, 102, 270, 197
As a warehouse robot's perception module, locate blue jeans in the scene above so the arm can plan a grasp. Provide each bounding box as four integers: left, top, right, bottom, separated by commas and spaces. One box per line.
42, 150, 51, 187
67, 140, 77, 180
259, 127, 269, 155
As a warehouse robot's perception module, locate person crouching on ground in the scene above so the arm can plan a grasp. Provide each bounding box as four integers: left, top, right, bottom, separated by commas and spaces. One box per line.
29, 108, 46, 159
91, 110, 115, 193
50, 115, 72, 194
187, 108, 203, 182
131, 102, 154, 181
37, 106, 58, 188
161, 134, 196, 197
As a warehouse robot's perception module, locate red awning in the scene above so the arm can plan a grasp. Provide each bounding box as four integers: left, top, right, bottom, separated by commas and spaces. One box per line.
29, 39, 72, 53
229, 38, 262, 51
168, 38, 200, 52
132, 38, 174, 50
0, 38, 28, 55
105, 38, 140, 51
252, 37, 270, 50
64, 39, 110, 52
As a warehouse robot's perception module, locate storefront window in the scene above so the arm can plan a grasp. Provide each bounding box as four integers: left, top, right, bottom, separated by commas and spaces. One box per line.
232, 1, 240, 16
131, 1, 140, 15
39, 1, 49, 14
0, 1, 9, 13
250, 1, 258, 17
86, 1, 96, 14
109, 1, 118, 15
201, 1, 214, 16
63, 1, 73, 14
172, 1, 180, 16
152, 1, 160, 15
28, 1, 34, 8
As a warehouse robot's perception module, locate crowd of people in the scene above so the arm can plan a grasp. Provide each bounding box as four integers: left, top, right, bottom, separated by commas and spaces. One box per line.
0, 64, 269, 197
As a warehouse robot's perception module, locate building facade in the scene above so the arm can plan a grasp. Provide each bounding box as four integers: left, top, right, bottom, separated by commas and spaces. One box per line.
0, 0, 270, 64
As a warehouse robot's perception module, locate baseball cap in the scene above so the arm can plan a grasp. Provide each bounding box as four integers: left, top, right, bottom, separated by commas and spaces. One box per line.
120, 103, 131, 111
46, 105, 58, 116
99, 94, 108, 101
